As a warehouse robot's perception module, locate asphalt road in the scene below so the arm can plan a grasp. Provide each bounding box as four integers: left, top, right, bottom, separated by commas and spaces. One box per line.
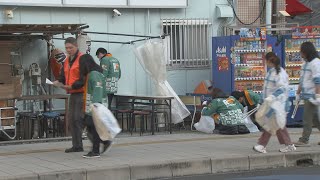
161, 166, 320, 180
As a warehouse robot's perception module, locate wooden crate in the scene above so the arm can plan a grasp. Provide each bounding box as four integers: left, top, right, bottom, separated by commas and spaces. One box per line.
0, 100, 15, 126
0, 77, 22, 100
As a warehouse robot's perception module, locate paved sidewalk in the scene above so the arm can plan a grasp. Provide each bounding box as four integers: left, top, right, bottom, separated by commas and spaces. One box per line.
0, 128, 320, 180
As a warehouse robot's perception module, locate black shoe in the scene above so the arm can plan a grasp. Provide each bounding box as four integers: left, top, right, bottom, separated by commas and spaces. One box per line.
65, 147, 84, 153
101, 141, 113, 154
83, 151, 100, 158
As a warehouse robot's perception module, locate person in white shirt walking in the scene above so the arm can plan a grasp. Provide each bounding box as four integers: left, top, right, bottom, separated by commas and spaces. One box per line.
294, 42, 320, 147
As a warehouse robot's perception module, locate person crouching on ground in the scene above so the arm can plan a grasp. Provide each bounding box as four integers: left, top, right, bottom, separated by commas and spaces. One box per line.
79, 54, 112, 158
202, 88, 250, 135
253, 52, 296, 153
231, 90, 262, 130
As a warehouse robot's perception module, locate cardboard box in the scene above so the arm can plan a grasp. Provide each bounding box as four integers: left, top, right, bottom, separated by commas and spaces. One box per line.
0, 77, 22, 100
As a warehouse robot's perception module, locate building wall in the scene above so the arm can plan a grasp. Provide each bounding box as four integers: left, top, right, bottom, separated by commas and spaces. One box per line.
0, 0, 230, 109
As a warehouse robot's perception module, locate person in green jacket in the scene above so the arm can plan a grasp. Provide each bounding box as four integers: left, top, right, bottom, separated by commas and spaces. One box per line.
231, 90, 262, 129
231, 90, 261, 108
96, 48, 121, 108
202, 88, 249, 135
79, 54, 112, 158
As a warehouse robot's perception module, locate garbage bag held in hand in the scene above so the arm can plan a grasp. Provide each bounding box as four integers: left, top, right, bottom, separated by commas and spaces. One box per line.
243, 107, 259, 133
244, 116, 259, 133
255, 101, 285, 134
194, 116, 215, 134
91, 103, 122, 141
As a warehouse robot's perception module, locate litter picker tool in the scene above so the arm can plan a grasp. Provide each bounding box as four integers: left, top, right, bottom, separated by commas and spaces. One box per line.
291, 100, 300, 119
242, 107, 258, 120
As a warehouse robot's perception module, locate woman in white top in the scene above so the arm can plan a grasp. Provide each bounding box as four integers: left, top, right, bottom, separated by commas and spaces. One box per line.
253, 52, 296, 153
294, 42, 320, 146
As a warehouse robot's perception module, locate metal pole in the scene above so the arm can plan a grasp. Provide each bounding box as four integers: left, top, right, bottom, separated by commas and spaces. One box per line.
196, 18, 199, 66
174, 18, 178, 65
129, 36, 161, 44
170, 19, 173, 66
179, 18, 182, 65
266, 0, 273, 31
183, 19, 187, 67
186, 20, 189, 67
46, 40, 52, 111
147, 9, 151, 35
200, 18, 203, 66
191, 18, 194, 66
52, 38, 130, 44
83, 31, 160, 38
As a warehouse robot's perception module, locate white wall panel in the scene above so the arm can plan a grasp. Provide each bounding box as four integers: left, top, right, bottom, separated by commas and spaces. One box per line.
0, 0, 61, 6
63, 0, 127, 7
129, 0, 187, 8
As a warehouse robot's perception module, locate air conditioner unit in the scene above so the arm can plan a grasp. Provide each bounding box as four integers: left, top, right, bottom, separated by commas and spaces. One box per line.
216, 5, 234, 18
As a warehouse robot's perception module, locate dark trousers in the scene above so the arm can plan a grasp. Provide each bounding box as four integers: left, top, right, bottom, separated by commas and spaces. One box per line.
69, 93, 84, 149
84, 115, 109, 154
108, 93, 114, 108
299, 100, 320, 143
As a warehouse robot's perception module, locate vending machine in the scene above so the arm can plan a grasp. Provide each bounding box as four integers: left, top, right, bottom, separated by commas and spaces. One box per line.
212, 28, 279, 94
280, 26, 320, 125
212, 28, 301, 125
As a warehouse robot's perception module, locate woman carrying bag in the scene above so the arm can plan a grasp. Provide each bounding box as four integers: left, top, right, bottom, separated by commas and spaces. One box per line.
253, 52, 296, 153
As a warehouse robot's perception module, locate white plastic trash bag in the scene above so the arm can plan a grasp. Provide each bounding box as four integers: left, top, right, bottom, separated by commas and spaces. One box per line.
133, 40, 191, 124
244, 116, 259, 133
194, 116, 215, 134
255, 101, 285, 134
91, 103, 122, 141
243, 107, 259, 133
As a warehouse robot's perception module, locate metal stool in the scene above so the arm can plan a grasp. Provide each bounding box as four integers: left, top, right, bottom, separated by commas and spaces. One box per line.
17, 112, 39, 140
41, 112, 63, 138
116, 109, 133, 132
132, 111, 150, 136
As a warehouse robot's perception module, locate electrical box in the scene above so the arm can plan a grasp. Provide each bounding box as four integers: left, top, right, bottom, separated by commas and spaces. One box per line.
216, 5, 234, 18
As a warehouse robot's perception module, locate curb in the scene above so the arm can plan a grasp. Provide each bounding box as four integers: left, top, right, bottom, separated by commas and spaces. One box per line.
2, 151, 320, 180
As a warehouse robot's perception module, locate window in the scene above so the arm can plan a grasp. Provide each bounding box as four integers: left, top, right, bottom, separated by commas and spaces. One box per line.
162, 19, 211, 68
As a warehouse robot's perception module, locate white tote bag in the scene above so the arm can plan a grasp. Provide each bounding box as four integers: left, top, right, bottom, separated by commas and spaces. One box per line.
194, 116, 215, 134
91, 103, 122, 141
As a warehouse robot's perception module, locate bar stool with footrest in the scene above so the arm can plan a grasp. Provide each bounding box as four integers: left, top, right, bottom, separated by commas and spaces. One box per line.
41, 111, 63, 138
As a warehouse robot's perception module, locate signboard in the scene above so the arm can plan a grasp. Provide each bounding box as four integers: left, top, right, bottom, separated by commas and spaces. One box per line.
63, 0, 127, 7
292, 26, 320, 39
129, 0, 187, 8
218, 57, 229, 71
0, 0, 187, 8
239, 28, 266, 41
0, 0, 61, 6
216, 46, 229, 72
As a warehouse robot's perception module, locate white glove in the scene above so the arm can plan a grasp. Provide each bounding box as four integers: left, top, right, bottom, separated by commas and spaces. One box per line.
265, 95, 275, 103
256, 104, 261, 109
309, 94, 320, 106
202, 101, 208, 106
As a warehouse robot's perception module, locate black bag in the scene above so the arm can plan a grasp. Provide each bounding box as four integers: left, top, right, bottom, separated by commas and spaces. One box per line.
218, 124, 250, 135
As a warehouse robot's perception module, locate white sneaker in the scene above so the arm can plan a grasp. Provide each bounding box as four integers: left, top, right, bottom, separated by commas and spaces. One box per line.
279, 144, 296, 153
253, 145, 267, 153
82, 131, 87, 138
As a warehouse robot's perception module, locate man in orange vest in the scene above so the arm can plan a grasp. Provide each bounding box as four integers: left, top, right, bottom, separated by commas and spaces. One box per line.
53, 37, 84, 153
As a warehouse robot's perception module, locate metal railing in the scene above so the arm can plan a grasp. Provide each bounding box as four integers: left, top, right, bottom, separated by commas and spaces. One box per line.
161, 18, 211, 69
